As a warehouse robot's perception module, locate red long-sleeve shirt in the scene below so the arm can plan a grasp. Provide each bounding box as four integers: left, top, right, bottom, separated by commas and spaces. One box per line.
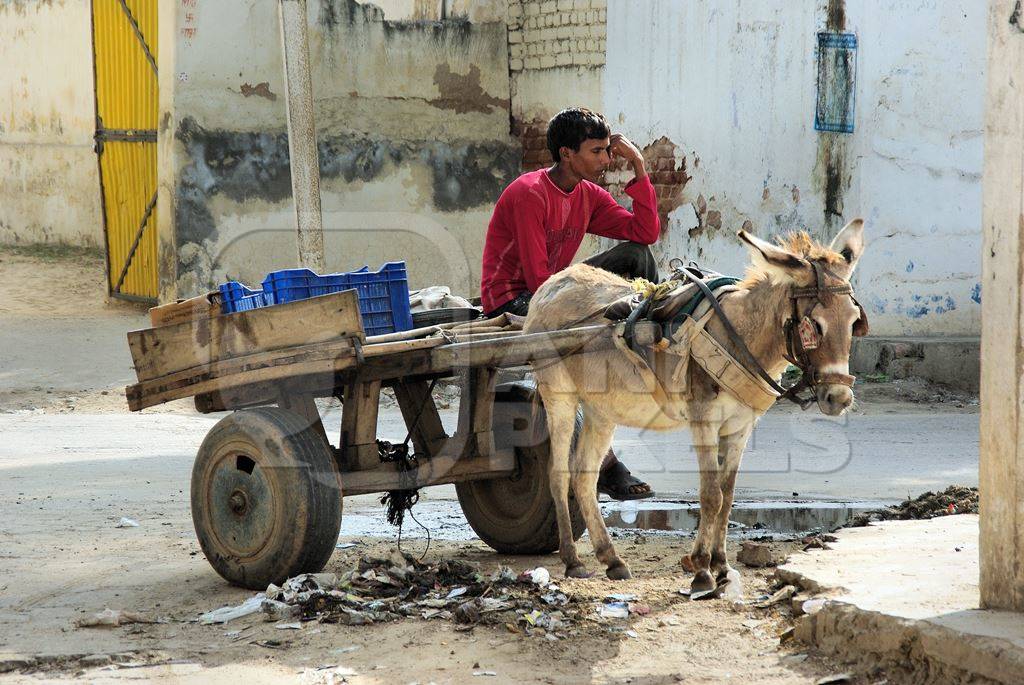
480, 170, 660, 313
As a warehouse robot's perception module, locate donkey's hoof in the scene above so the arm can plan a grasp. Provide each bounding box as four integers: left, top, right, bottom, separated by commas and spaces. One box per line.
606, 563, 632, 581
690, 570, 716, 594
565, 564, 592, 579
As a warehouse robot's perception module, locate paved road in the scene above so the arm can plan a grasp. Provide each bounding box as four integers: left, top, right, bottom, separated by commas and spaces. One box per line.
0, 408, 978, 511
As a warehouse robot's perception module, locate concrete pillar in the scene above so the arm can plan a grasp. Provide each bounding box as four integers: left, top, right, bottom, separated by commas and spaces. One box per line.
278, 0, 325, 272
980, 0, 1024, 611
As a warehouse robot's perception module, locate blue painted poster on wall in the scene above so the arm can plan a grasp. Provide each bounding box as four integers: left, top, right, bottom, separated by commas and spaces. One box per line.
815, 32, 857, 134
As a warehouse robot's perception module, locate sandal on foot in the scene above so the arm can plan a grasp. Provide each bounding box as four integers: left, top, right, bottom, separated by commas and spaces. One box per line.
597, 459, 655, 501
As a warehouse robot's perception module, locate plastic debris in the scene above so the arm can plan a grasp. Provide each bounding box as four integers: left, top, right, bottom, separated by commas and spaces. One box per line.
598, 602, 629, 619
472, 671, 497, 677
801, 598, 828, 615
262, 599, 301, 622
335, 542, 359, 550
604, 593, 637, 602
520, 567, 550, 585
721, 569, 744, 601
753, 585, 796, 608
200, 553, 585, 639
624, 629, 639, 638
75, 608, 158, 628
116, 518, 139, 528
199, 595, 266, 624
275, 622, 302, 630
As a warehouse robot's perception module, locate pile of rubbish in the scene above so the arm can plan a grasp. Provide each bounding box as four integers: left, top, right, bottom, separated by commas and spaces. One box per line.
850, 485, 979, 526
198, 552, 648, 640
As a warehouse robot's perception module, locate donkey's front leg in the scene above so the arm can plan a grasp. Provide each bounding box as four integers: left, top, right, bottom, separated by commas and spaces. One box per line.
570, 415, 630, 580
544, 397, 589, 578
681, 422, 723, 593
710, 425, 753, 582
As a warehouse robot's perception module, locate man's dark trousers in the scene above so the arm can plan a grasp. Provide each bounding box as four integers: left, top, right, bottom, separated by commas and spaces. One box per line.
487, 242, 659, 317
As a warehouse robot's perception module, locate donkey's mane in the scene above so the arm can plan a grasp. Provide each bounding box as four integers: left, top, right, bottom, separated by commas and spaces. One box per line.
740, 230, 844, 288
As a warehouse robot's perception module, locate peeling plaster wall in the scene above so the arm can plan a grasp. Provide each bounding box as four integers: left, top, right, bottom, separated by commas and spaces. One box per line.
604, 0, 985, 337
158, 0, 517, 300
0, 0, 103, 247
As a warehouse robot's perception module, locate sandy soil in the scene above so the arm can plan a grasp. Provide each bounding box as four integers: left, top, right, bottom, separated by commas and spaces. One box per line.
1, 532, 857, 685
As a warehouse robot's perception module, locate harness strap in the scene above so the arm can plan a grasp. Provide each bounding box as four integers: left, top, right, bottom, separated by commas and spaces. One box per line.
677, 270, 788, 396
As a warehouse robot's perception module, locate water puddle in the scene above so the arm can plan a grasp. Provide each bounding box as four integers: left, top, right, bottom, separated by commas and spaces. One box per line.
338, 499, 887, 543
602, 500, 887, 538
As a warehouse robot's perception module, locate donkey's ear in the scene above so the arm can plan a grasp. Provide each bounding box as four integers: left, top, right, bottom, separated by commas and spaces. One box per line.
738, 230, 810, 277
829, 218, 865, 273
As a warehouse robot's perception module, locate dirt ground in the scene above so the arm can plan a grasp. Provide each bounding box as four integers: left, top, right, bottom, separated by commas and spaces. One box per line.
0, 245, 968, 683
1, 533, 862, 685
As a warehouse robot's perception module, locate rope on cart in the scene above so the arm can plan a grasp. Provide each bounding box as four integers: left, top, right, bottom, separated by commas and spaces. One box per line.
377, 378, 439, 559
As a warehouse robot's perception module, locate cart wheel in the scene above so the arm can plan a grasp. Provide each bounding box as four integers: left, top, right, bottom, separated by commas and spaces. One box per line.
191, 407, 342, 589
456, 382, 585, 554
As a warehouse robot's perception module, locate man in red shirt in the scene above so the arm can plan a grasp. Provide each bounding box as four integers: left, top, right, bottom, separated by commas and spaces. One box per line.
481, 108, 660, 500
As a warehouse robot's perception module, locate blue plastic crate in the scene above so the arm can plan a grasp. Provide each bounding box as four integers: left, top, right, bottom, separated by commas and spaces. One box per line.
261, 262, 413, 336
219, 281, 271, 314
344, 263, 413, 336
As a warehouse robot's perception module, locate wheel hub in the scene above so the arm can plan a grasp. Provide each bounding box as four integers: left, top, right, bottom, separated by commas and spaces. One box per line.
229, 490, 249, 515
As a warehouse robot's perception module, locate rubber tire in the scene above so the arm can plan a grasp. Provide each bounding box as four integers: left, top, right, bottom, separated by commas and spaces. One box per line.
456, 382, 585, 554
191, 407, 342, 589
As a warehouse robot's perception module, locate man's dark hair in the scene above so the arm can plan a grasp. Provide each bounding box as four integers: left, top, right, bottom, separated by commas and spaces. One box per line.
546, 108, 610, 162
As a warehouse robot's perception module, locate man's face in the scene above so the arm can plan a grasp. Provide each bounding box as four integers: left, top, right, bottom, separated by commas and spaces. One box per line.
562, 137, 611, 183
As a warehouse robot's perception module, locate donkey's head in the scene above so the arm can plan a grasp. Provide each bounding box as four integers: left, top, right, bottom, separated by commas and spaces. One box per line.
738, 219, 868, 416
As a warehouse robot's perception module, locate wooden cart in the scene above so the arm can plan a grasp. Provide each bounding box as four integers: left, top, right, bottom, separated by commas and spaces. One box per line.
126, 290, 658, 589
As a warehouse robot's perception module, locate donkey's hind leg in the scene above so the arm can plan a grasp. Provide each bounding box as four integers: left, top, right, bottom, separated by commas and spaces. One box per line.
543, 393, 589, 578
571, 410, 630, 580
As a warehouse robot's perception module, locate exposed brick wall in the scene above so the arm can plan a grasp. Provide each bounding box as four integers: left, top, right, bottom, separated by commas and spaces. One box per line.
515, 119, 551, 172
507, 0, 607, 72
605, 136, 691, 232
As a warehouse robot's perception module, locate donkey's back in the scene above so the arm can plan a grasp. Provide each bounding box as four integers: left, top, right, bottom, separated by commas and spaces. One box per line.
523, 263, 633, 334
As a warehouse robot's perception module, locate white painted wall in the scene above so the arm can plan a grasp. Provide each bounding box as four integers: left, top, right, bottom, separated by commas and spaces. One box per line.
853, 1, 984, 336
604, 0, 985, 337
0, 0, 103, 247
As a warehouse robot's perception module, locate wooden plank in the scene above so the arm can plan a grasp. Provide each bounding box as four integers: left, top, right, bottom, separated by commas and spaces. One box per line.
392, 379, 448, 458
277, 385, 329, 447
194, 384, 279, 413
362, 337, 447, 357
127, 355, 355, 411
149, 292, 221, 328
429, 322, 661, 369
125, 339, 357, 411
339, 379, 382, 471
343, 450, 515, 496
128, 290, 364, 382
456, 368, 498, 459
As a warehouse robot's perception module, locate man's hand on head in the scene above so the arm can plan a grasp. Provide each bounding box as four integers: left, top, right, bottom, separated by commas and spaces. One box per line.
609, 134, 647, 179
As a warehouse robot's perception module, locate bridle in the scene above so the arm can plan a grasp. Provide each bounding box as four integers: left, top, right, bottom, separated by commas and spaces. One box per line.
779, 261, 869, 408
670, 260, 868, 410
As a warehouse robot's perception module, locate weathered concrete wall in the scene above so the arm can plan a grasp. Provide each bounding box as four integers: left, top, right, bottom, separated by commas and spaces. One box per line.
158, 0, 517, 300
603, 0, 985, 338
0, 0, 103, 247
507, 0, 605, 171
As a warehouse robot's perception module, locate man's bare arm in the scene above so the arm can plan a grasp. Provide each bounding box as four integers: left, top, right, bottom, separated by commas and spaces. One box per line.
609, 133, 648, 181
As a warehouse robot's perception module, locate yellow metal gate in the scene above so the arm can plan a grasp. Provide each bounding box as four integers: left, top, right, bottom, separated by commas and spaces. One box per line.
91, 0, 159, 302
